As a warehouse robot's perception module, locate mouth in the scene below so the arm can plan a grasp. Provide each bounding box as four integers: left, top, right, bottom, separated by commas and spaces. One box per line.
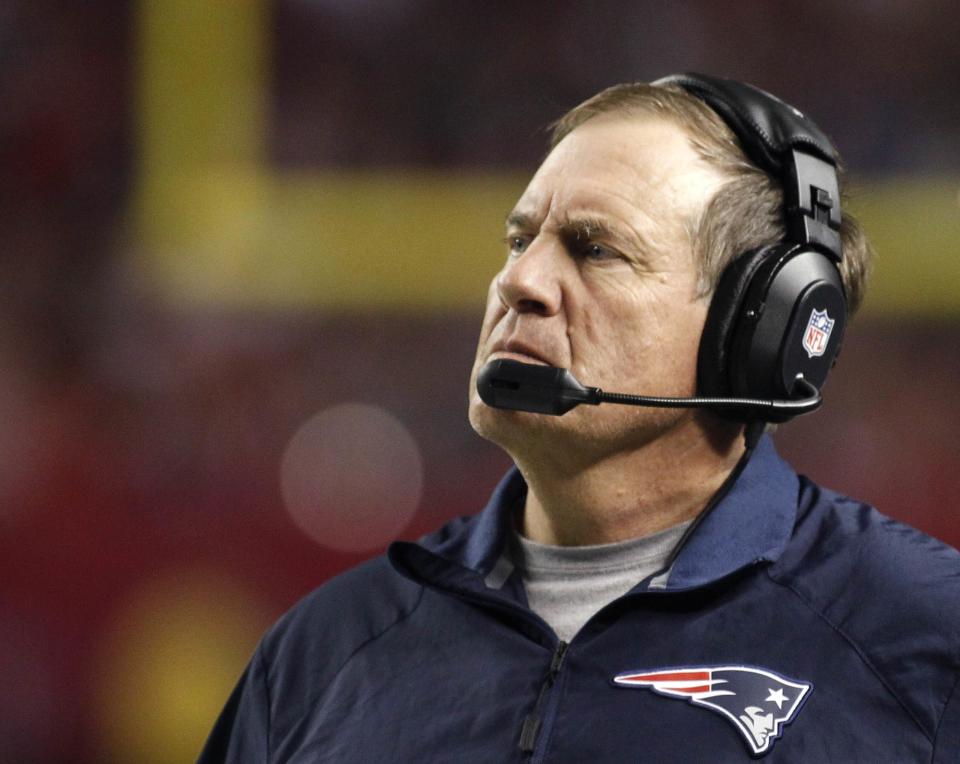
488, 341, 554, 367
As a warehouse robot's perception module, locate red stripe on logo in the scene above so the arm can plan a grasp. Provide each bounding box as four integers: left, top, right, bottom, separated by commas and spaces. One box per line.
630, 670, 710, 683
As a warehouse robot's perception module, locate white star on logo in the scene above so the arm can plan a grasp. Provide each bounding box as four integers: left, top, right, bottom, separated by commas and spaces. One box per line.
766, 688, 788, 709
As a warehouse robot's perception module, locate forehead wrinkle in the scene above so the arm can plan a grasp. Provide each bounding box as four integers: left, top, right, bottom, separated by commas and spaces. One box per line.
507, 131, 696, 264
505, 188, 558, 230
563, 116, 718, 246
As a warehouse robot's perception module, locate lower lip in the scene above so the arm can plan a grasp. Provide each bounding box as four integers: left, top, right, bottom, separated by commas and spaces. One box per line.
488, 351, 550, 366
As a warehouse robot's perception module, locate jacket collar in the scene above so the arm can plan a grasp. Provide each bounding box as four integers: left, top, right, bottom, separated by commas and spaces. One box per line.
653, 434, 798, 589
390, 434, 798, 593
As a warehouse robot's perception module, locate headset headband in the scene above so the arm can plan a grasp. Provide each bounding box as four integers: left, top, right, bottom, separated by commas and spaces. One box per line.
653, 73, 843, 263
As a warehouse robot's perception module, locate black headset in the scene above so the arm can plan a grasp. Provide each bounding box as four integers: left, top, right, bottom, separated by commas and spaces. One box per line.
653, 73, 847, 423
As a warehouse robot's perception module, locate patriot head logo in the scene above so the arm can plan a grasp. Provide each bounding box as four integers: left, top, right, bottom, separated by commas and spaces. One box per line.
802, 308, 835, 358
613, 665, 812, 756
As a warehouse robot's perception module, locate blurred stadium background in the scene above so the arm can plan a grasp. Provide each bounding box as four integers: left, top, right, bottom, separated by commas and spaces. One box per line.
1, 1, 958, 761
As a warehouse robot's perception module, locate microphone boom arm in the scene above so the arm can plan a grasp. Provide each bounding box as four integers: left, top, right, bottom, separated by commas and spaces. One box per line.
476, 359, 822, 418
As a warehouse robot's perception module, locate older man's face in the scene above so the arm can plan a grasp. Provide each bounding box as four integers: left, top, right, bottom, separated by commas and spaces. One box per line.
468, 114, 727, 458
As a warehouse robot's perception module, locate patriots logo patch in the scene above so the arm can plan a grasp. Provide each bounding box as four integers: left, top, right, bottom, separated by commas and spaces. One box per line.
613, 665, 812, 756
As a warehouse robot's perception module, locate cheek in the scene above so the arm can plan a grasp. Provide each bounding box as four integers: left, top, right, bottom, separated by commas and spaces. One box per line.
475, 279, 506, 350
643, 292, 710, 385
470, 279, 509, 395
577, 276, 707, 388
581, 276, 661, 359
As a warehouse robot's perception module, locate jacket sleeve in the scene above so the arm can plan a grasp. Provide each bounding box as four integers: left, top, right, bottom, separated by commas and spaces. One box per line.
933, 674, 960, 763
197, 646, 270, 764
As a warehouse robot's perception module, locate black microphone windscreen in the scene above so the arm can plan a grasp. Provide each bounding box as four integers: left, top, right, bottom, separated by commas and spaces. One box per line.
476, 360, 598, 416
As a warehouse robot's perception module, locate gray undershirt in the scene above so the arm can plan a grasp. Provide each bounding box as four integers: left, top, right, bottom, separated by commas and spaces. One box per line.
511, 521, 692, 642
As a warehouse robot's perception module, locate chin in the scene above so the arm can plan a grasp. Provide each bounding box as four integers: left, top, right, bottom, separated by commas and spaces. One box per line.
469, 394, 523, 438
469, 393, 562, 448
469, 390, 697, 462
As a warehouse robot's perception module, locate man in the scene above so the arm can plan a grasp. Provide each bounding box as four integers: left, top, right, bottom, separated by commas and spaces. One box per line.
200, 76, 959, 761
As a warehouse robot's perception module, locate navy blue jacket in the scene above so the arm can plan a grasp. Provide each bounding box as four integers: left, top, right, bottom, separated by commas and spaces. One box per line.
200, 437, 960, 761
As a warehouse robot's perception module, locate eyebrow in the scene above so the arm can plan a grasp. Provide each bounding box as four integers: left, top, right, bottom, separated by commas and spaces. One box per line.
558, 214, 620, 243
505, 211, 619, 237
505, 211, 535, 231
506, 209, 654, 256
562, 213, 670, 260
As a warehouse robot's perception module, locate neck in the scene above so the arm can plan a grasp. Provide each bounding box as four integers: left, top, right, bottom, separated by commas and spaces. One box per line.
517, 416, 747, 546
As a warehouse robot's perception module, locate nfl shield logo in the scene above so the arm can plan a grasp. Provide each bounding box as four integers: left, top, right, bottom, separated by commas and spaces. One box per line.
802, 308, 835, 358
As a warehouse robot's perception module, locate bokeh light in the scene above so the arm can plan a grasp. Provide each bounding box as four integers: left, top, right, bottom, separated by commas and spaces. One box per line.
280, 403, 424, 552
92, 569, 271, 764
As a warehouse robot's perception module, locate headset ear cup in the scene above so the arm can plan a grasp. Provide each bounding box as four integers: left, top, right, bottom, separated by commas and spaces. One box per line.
738, 247, 847, 402
697, 245, 779, 401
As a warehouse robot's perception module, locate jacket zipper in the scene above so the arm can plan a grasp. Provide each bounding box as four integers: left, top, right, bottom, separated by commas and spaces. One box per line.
519, 640, 568, 756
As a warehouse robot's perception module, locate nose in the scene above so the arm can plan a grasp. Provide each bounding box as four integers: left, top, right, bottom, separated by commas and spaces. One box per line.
496, 238, 563, 316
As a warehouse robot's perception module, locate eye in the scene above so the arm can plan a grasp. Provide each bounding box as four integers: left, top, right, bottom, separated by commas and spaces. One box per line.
503, 234, 531, 257
579, 241, 618, 261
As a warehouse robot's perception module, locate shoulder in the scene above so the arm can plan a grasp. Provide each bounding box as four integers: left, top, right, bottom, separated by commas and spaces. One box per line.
199, 556, 425, 761
768, 476, 960, 740
770, 476, 960, 624
259, 555, 424, 692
